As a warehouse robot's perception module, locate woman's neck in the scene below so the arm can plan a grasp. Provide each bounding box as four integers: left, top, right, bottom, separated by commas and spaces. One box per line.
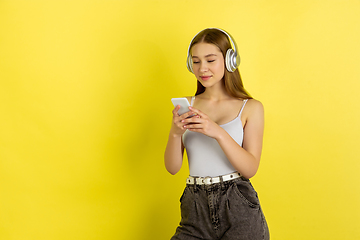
201, 82, 232, 101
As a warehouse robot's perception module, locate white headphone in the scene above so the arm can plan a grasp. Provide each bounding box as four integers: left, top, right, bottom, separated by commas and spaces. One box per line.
186, 28, 240, 73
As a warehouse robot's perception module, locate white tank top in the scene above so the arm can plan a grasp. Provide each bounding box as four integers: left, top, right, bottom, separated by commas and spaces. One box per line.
183, 96, 248, 177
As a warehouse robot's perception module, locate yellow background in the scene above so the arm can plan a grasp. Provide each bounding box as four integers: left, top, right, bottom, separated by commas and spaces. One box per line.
1, 0, 359, 239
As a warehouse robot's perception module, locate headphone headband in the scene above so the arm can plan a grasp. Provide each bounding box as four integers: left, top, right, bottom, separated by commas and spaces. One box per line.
186, 28, 240, 73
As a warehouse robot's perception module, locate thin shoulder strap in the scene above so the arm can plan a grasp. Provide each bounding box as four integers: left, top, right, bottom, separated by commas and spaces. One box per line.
238, 99, 248, 117
190, 96, 195, 106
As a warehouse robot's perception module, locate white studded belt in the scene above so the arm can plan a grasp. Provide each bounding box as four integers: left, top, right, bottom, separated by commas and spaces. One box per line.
186, 172, 242, 185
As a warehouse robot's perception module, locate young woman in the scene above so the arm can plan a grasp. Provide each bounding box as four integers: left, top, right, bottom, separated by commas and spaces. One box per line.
165, 28, 269, 240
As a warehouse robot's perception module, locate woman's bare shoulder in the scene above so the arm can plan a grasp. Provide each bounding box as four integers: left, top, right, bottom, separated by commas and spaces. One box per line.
244, 99, 264, 117
246, 98, 263, 107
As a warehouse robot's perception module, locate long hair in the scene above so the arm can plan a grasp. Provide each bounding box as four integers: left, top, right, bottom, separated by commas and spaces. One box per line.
189, 28, 252, 99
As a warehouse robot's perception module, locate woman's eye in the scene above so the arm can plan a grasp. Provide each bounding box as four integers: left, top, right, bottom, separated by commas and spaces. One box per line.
208, 60, 215, 63
193, 61, 200, 64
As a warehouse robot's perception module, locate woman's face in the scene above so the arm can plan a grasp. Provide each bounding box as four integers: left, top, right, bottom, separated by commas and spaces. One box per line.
191, 42, 225, 88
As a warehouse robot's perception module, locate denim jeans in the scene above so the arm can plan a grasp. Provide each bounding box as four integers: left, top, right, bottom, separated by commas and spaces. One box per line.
171, 177, 269, 240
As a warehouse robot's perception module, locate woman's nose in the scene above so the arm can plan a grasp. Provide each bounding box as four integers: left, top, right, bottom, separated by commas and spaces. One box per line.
199, 62, 208, 72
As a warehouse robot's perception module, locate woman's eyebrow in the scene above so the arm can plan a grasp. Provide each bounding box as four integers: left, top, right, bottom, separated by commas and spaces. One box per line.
205, 54, 217, 57
192, 53, 217, 58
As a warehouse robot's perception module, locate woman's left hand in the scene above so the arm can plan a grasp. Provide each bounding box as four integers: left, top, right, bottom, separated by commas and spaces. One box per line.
182, 106, 225, 139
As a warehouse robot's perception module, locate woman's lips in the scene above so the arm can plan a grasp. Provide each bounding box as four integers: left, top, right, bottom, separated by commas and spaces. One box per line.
200, 76, 211, 81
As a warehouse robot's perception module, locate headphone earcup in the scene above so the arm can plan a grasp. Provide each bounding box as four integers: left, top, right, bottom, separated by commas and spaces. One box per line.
187, 55, 194, 73
225, 49, 238, 72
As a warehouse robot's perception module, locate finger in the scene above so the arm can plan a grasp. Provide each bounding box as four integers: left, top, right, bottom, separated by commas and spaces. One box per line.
178, 110, 195, 120
188, 107, 206, 118
184, 123, 202, 129
181, 115, 201, 123
172, 105, 181, 116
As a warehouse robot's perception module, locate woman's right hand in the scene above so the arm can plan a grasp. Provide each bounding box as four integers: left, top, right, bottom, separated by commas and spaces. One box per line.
170, 105, 195, 136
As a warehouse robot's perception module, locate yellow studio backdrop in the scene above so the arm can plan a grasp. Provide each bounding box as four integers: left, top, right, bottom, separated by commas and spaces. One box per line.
0, 0, 359, 239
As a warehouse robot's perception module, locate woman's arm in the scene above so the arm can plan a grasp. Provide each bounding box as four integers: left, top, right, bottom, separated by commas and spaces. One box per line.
164, 105, 195, 175
182, 99, 264, 179
164, 130, 184, 175
217, 100, 264, 178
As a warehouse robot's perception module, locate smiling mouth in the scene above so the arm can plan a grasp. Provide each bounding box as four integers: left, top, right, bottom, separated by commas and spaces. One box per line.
200, 76, 212, 80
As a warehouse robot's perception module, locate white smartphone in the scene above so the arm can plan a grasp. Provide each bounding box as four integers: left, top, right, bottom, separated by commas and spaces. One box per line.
171, 97, 191, 115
